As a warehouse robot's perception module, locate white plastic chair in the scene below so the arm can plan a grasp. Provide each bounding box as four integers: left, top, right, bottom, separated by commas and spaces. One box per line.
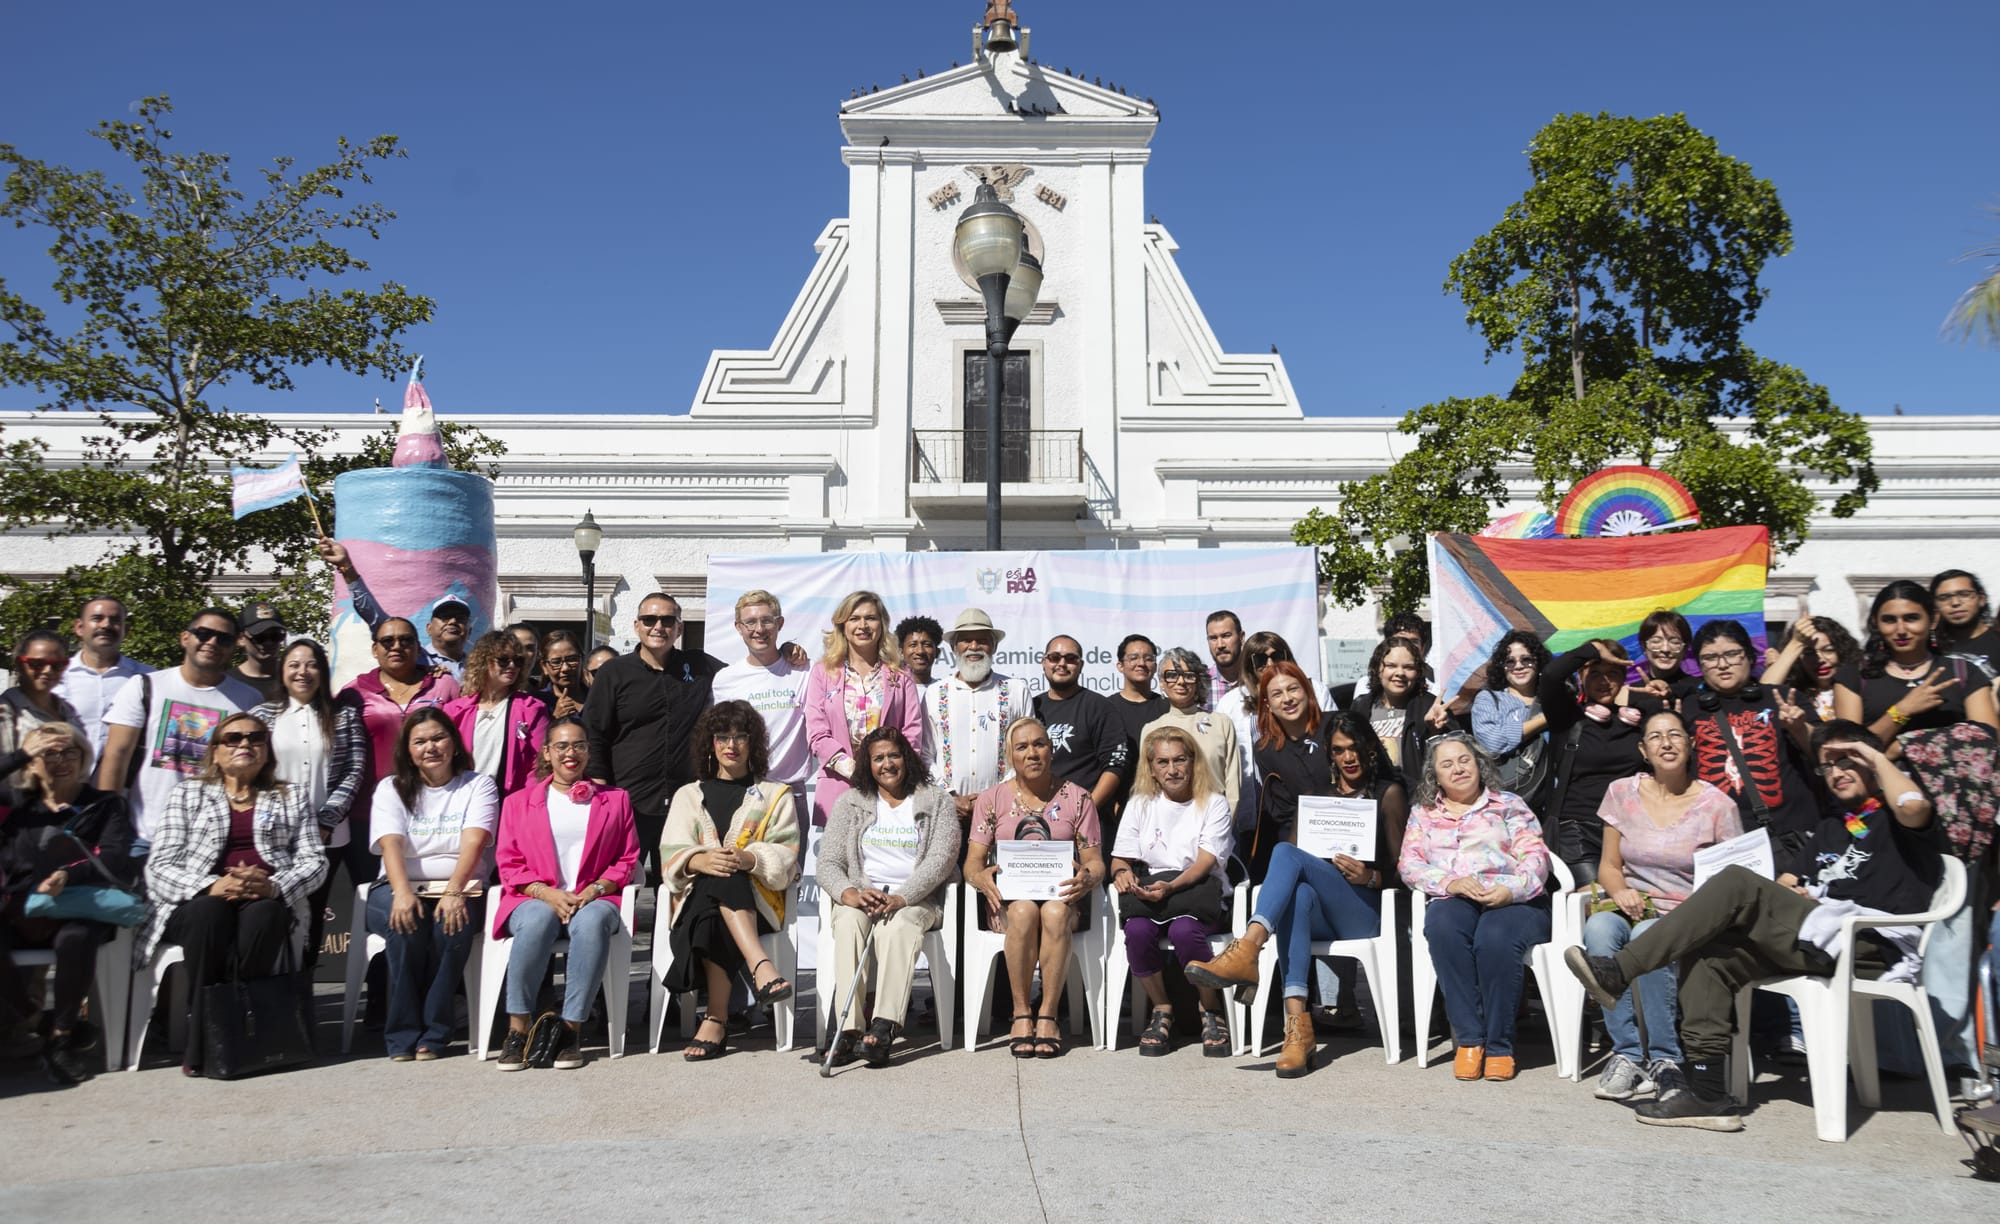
1410, 856, 1583, 1076
1103, 881, 1247, 1054
647, 881, 799, 1052
1242, 886, 1402, 1063
472, 885, 637, 1059
339, 882, 484, 1054
961, 882, 1110, 1050
8, 926, 133, 1073
125, 912, 309, 1070
814, 885, 956, 1051
1728, 856, 1966, 1142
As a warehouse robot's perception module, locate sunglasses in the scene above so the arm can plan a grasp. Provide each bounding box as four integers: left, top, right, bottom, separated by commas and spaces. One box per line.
494, 656, 523, 669
15, 656, 67, 672
637, 614, 679, 628
431, 609, 469, 623
187, 626, 234, 645
376, 634, 418, 649
249, 629, 286, 644
1044, 652, 1082, 665
217, 730, 270, 748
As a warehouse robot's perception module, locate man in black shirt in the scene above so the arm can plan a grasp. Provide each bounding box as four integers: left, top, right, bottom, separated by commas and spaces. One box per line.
1030, 635, 1132, 818
1568, 720, 1943, 1132
581, 592, 724, 883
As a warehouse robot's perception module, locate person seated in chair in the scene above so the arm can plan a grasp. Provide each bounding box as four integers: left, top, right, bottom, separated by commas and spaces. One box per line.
1566, 720, 1943, 1131
659, 701, 801, 1062
1110, 726, 1235, 1060
817, 726, 960, 1067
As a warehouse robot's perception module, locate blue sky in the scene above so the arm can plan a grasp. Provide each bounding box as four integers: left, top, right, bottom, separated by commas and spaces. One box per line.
2, 0, 1994, 419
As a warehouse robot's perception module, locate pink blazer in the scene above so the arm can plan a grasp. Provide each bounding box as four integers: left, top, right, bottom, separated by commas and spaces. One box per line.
442, 692, 550, 797
492, 781, 641, 938
803, 661, 926, 825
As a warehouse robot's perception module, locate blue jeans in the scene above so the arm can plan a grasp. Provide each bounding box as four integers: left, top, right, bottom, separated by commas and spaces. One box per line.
1581, 910, 1679, 1063
1424, 896, 1550, 1057
504, 898, 623, 1023
1252, 843, 1382, 1002
365, 886, 485, 1057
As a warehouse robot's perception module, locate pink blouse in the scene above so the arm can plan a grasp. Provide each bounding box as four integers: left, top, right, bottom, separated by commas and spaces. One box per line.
1596, 776, 1743, 912
1398, 789, 1548, 901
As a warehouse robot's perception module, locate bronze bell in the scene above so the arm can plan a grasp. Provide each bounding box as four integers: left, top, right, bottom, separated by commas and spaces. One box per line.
984, 19, 1018, 53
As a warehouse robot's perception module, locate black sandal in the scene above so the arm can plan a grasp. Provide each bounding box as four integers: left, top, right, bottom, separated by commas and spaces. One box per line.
1200, 1009, 1232, 1058
863, 1017, 898, 1067
1138, 1006, 1174, 1057
683, 1014, 729, 1062
826, 1031, 859, 1067
1033, 1013, 1066, 1059
749, 959, 794, 1005
1008, 1014, 1038, 1058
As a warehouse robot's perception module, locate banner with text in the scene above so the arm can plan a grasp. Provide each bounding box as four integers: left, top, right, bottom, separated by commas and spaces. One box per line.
705, 547, 1324, 697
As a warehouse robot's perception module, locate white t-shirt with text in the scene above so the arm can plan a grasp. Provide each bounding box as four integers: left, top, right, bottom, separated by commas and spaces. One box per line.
860, 794, 921, 893
712, 657, 812, 784
369, 771, 500, 883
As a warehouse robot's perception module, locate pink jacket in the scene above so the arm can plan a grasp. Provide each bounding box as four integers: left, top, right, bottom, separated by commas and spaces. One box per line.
340, 667, 462, 837
492, 780, 642, 938
803, 661, 926, 825
441, 692, 550, 797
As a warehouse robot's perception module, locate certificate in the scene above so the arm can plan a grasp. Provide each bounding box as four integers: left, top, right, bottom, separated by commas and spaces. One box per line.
1296, 795, 1377, 861
996, 839, 1075, 901
1691, 827, 1775, 891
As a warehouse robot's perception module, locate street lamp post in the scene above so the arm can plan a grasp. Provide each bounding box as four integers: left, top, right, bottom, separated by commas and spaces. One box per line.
953, 183, 1044, 551
572, 509, 602, 655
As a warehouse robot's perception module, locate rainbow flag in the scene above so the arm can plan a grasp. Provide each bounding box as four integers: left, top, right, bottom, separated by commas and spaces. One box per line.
1427, 525, 1769, 696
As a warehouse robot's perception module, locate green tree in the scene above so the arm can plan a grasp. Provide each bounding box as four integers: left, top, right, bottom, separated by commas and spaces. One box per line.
0, 97, 500, 662
1295, 113, 1876, 613
1945, 204, 2000, 347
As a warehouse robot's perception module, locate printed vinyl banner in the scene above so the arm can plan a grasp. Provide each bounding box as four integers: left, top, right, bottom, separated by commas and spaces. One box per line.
705, 547, 1324, 697
1427, 525, 1770, 699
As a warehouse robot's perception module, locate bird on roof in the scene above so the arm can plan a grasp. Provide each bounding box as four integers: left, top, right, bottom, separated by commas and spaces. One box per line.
1271, 344, 1279, 354
1063, 65, 1072, 75
872, 84, 879, 92
1149, 213, 1159, 223
917, 68, 925, 78
1146, 96, 1156, 108
902, 73, 909, 83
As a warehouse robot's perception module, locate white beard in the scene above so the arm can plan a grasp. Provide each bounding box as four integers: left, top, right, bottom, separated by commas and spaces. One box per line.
958, 654, 993, 685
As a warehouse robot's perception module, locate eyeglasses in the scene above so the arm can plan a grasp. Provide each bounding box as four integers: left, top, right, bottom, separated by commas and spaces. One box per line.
1122, 654, 1157, 665
15, 656, 67, 672
187, 626, 234, 645
736, 617, 778, 630
1505, 655, 1535, 668
217, 730, 270, 748
376, 634, 417, 649
1937, 591, 1981, 605
1161, 671, 1199, 682
546, 655, 581, 668
1043, 652, 1082, 666
1816, 759, 1863, 777
1643, 730, 1688, 746
1697, 649, 1748, 667
34, 746, 82, 762
637, 614, 679, 628
713, 733, 750, 746
1644, 636, 1686, 649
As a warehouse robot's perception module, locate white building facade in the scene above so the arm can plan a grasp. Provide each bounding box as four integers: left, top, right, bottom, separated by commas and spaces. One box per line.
3, 22, 1997, 650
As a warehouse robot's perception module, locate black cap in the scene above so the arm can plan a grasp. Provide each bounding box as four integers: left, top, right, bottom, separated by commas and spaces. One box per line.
239, 601, 284, 636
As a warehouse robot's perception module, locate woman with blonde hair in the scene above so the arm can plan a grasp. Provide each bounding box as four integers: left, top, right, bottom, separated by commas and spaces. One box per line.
443, 629, 551, 800
804, 590, 926, 826
1111, 725, 1235, 1057
965, 716, 1106, 1058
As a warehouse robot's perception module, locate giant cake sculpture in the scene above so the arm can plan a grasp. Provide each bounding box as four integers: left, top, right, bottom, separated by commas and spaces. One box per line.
327, 362, 498, 688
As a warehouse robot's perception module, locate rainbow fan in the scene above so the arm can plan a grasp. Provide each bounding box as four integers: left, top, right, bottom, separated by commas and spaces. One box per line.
1556, 465, 1701, 538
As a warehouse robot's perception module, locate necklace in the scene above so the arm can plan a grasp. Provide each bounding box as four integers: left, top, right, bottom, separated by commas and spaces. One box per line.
1884, 655, 1933, 684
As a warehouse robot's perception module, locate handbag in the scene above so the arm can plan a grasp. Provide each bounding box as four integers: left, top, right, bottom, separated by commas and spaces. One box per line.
200, 922, 316, 1080
22, 885, 146, 926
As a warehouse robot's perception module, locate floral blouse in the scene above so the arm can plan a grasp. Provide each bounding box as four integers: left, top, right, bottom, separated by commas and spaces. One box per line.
1398, 788, 1549, 901
842, 663, 886, 744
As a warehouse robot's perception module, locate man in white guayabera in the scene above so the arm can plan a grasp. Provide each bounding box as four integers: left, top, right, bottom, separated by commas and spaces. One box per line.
923, 608, 1031, 827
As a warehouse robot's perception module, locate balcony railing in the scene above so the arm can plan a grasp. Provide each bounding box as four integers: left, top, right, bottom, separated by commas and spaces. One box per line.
911, 430, 1083, 484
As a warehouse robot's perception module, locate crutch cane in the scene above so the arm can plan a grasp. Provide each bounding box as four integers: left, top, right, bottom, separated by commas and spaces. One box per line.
818, 912, 881, 1077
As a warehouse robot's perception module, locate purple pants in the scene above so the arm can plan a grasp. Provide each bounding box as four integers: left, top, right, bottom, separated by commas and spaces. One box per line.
1123, 915, 1217, 978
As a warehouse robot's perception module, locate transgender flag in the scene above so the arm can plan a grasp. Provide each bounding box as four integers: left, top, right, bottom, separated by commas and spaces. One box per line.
230, 453, 307, 519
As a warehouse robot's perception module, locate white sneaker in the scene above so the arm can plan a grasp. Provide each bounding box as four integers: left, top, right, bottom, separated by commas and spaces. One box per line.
1595, 1054, 1655, 1101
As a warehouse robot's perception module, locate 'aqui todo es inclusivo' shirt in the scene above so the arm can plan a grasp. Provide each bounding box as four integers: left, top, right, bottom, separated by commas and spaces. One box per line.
711, 656, 812, 784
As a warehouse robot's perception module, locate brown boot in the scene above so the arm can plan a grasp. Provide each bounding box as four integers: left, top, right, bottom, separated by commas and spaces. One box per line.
1275, 1011, 1314, 1079
1185, 927, 1265, 1004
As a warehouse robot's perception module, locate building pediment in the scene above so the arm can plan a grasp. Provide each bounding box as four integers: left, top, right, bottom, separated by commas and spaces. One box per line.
840, 56, 1157, 151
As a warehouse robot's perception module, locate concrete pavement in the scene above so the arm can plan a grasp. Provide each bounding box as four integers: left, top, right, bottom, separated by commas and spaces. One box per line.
1, 967, 1991, 1222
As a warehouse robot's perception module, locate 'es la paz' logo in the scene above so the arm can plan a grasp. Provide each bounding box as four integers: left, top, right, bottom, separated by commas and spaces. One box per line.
976, 567, 1001, 594
1005, 566, 1039, 594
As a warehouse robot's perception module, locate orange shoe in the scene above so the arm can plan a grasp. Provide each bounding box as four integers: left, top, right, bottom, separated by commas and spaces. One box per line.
1453, 1045, 1484, 1080
1483, 1055, 1517, 1082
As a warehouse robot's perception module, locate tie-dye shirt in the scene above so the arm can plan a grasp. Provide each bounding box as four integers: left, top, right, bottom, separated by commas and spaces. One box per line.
1398, 788, 1549, 900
